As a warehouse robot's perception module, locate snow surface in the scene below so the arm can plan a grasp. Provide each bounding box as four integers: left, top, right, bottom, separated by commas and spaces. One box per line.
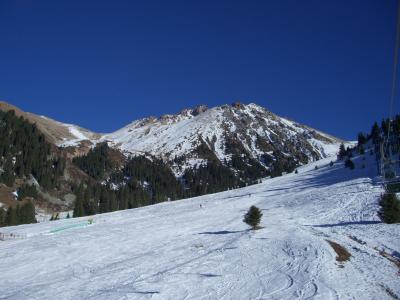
1, 153, 399, 299
58, 125, 98, 147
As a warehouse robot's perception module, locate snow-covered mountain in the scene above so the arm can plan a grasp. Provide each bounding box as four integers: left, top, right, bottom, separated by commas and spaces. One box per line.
29, 102, 339, 178
100, 103, 342, 174
0, 100, 346, 214
1, 101, 343, 179
1, 146, 398, 299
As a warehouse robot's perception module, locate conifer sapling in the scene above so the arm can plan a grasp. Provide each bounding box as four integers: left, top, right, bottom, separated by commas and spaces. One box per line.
243, 205, 263, 230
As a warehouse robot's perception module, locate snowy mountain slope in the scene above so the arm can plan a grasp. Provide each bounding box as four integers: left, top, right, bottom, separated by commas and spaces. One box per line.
56, 123, 99, 147
0, 101, 344, 179
1, 151, 398, 299
100, 103, 343, 175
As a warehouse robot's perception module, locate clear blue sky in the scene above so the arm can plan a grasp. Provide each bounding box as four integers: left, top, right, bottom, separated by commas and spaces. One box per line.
0, 0, 398, 139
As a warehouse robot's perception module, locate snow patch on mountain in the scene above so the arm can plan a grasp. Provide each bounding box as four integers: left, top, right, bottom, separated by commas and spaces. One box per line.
58, 125, 98, 147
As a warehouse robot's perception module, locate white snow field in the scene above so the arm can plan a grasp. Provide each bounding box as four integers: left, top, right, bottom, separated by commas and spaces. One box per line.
1, 154, 399, 299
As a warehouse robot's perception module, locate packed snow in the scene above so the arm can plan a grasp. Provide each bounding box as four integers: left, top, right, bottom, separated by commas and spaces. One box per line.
1, 152, 399, 299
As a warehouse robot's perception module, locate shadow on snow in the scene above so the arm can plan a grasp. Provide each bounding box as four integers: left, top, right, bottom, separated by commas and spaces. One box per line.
198, 230, 245, 235
311, 220, 381, 228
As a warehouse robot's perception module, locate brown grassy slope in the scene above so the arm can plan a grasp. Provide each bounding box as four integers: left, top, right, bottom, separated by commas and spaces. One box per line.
0, 101, 100, 145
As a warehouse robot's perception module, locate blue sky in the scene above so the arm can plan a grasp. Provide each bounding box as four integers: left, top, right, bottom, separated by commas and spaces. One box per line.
0, 0, 398, 139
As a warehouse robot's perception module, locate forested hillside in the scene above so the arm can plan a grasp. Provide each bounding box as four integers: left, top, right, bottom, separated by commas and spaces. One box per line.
0, 102, 344, 227
0, 110, 65, 189
0, 110, 66, 226
72, 146, 185, 217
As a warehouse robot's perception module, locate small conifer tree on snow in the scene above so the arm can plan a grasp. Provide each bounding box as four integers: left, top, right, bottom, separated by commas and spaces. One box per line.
345, 158, 355, 170
338, 143, 347, 160
243, 205, 263, 230
379, 193, 400, 224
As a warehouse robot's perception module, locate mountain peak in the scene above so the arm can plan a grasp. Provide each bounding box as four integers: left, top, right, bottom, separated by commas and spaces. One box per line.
191, 104, 207, 116
0, 101, 343, 176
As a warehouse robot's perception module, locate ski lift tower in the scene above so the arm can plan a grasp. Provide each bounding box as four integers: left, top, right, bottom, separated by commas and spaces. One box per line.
380, 125, 400, 192
381, 0, 400, 191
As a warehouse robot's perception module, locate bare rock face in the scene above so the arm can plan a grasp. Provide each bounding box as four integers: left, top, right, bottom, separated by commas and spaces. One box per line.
192, 105, 208, 116
231, 102, 245, 109
64, 140, 94, 159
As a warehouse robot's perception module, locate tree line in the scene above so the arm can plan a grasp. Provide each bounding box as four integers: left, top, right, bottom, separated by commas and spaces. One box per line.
0, 201, 36, 226
0, 110, 65, 189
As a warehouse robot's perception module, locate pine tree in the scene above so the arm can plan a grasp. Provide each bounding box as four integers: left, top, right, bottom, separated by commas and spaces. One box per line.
0, 208, 6, 226
73, 189, 85, 218
338, 143, 347, 160
357, 132, 367, 146
359, 146, 365, 155
379, 193, 400, 223
371, 122, 380, 144
20, 201, 36, 224
5, 206, 18, 226
243, 205, 263, 230
345, 158, 355, 170
381, 119, 390, 136
1, 155, 15, 187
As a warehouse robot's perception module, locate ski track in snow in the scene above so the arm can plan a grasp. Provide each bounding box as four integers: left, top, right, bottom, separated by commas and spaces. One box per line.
0, 154, 399, 299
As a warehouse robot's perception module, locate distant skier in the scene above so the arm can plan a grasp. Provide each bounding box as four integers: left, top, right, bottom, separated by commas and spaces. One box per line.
199, 204, 203, 208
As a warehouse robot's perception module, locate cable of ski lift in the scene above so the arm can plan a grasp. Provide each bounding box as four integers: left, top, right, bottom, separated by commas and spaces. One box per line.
381, 0, 400, 188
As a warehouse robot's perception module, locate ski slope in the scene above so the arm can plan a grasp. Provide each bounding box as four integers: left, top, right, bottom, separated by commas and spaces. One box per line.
1, 154, 399, 299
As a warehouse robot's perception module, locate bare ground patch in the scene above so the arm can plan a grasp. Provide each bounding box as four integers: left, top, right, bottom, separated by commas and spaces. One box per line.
376, 249, 400, 275
348, 235, 366, 245
326, 240, 351, 263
